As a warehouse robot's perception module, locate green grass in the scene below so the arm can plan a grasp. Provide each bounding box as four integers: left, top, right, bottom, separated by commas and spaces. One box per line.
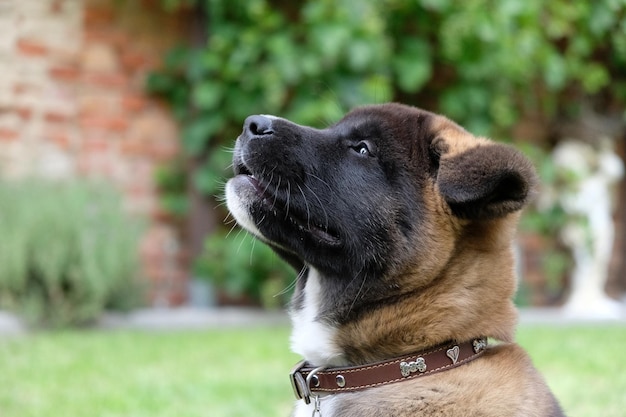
517, 325, 626, 417
0, 327, 300, 417
1, 324, 624, 417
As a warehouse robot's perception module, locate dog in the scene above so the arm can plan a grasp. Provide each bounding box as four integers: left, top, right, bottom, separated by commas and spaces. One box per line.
225, 103, 565, 417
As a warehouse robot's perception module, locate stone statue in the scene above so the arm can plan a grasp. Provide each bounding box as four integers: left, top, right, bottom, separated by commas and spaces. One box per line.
552, 140, 624, 319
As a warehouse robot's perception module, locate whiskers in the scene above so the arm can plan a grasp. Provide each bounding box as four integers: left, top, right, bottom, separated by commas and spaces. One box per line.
223, 215, 240, 239
346, 267, 368, 317
303, 181, 329, 230
273, 265, 307, 299
295, 183, 311, 228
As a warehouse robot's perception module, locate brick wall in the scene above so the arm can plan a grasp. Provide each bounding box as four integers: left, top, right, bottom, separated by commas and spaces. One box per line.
0, 0, 189, 306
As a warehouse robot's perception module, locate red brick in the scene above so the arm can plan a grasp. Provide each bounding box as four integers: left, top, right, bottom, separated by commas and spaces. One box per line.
49, 65, 81, 81
0, 128, 18, 141
106, 117, 129, 132
142, 264, 162, 280
110, 33, 131, 47
45, 111, 71, 123
78, 95, 115, 117
120, 140, 146, 156
13, 83, 38, 95
82, 42, 120, 72
76, 151, 113, 176
149, 140, 180, 161
84, 72, 128, 88
83, 138, 110, 152
84, 30, 110, 44
48, 132, 72, 148
120, 50, 150, 72
9, 1, 191, 306
81, 116, 129, 132
151, 208, 176, 223
16, 39, 48, 56
84, 6, 115, 26
145, 268, 188, 304
121, 94, 148, 112
50, 0, 64, 13
15, 107, 33, 120
84, 30, 129, 49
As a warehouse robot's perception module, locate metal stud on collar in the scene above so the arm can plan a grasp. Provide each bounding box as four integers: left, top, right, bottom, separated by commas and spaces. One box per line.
289, 338, 488, 404
306, 366, 326, 389
400, 357, 427, 377
473, 338, 487, 354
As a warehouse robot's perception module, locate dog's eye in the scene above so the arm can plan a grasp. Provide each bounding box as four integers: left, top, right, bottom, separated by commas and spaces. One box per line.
352, 141, 375, 157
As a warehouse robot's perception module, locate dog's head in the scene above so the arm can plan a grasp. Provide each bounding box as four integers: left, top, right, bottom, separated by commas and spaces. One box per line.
226, 103, 536, 332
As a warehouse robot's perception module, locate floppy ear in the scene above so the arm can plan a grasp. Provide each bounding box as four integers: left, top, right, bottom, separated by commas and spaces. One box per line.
435, 142, 537, 220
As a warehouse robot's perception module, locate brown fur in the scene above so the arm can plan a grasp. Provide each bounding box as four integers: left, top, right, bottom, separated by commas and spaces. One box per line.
330, 110, 564, 416
333, 345, 563, 417
226, 103, 565, 417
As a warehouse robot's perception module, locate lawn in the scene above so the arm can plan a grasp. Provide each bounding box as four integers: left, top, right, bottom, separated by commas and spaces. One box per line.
1, 324, 624, 417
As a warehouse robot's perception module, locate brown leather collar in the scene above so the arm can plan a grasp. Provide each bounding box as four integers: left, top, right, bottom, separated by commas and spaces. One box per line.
290, 337, 488, 404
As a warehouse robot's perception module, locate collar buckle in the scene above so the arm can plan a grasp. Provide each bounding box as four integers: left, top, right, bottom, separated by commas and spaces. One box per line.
290, 360, 327, 404
289, 360, 311, 403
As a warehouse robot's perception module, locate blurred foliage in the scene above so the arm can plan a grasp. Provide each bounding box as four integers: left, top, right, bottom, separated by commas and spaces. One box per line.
0, 180, 144, 327
154, 160, 189, 220
194, 232, 293, 308
146, 0, 626, 304
518, 145, 574, 304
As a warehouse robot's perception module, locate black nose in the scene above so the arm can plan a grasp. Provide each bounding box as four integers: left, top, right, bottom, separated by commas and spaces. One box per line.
244, 115, 274, 137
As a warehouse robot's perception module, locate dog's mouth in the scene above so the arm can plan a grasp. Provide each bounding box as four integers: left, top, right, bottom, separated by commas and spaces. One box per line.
234, 163, 342, 247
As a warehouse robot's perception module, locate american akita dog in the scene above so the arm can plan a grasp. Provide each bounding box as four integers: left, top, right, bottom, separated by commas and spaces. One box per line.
225, 103, 565, 417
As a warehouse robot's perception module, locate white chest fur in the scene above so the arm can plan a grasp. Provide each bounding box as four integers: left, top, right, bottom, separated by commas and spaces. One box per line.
289, 268, 346, 367
290, 270, 344, 417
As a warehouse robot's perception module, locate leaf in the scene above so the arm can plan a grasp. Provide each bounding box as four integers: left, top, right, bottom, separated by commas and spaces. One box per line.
543, 52, 567, 90
360, 73, 393, 104
589, 2, 616, 35
182, 115, 223, 155
163, 45, 190, 70
580, 63, 610, 93
192, 81, 223, 110
145, 72, 175, 96
347, 39, 375, 71
392, 39, 432, 93
187, 49, 212, 82
194, 149, 232, 195
268, 34, 301, 82
311, 24, 351, 62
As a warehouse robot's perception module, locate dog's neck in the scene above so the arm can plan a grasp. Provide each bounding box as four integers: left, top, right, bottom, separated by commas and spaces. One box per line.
290, 245, 518, 367
290, 268, 350, 366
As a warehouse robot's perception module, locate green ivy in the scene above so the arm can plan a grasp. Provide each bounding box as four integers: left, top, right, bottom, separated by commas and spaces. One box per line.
195, 231, 293, 308
149, 0, 626, 189
146, 0, 626, 304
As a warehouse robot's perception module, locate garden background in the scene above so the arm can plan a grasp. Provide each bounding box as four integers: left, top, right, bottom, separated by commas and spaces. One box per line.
1, 0, 626, 319
1, 0, 626, 416
0, 0, 626, 321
